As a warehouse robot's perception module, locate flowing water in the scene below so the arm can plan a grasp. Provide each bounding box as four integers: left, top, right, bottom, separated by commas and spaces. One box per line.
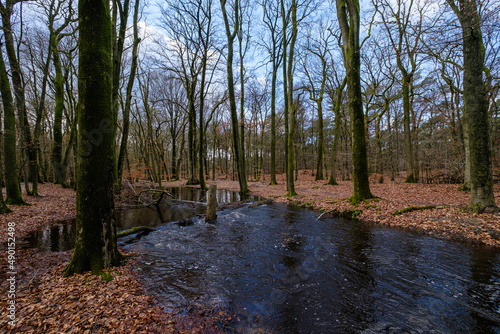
24, 187, 256, 252
25, 187, 500, 333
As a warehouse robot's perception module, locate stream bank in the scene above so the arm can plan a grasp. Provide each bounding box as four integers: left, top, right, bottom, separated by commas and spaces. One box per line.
159, 172, 500, 248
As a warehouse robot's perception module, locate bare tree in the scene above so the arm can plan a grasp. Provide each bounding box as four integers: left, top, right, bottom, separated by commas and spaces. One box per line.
445, 0, 497, 212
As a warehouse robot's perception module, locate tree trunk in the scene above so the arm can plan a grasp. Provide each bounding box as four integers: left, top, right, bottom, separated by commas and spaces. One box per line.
328, 78, 346, 185
0, 91, 11, 213
64, 0, 121, 276
270, 61, 278, 185
0, 3, 38, 196
281, 0, 289, 189
198, 51, 208, 190
220, 0, 248, 195
446, 0, 496, 211
0, 44, 25, 205
112, 0, 131, 188
186, 89, 199, 185
52, 36, 65, 185
314, 59, 328, 181
336, 0, 373, 203
286, 0, 297, 196
117, 0, 140, 190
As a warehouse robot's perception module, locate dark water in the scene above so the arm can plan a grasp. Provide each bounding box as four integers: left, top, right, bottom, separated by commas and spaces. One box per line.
23, 187, 500, 333
123, 203, 500, 333
164, 186, 261, 203
24, 187, 253, 252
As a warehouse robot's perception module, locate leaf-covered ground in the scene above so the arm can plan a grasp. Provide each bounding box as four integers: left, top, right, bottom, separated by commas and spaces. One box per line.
1, 176, 499, 332
0, 184, 226, 333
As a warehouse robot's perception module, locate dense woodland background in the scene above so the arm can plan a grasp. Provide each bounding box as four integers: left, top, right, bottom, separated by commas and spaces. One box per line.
0, 0, 499, 198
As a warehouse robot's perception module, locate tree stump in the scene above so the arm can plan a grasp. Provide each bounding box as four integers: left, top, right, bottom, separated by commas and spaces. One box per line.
206, 184, 218, 222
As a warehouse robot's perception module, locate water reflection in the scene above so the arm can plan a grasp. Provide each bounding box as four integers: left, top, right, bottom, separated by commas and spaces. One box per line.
24, 219, 75, 252
23, 187, 256, 252
124, 203, 500, 333
468, 247, 500, 331
164, 186, 261, 204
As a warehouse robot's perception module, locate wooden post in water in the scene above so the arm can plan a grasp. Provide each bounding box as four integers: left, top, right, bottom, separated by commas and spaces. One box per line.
206, 184, 218, 222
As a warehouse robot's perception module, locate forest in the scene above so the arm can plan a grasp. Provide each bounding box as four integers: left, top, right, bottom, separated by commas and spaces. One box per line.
1, 0, 500, 332
0, 0, 498, 204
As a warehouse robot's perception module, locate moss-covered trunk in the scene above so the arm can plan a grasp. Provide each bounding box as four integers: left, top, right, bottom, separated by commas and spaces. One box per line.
0, 44, 25, 205
0, 3, 38, 196
336, 0, 373, 203
446, 0, 496, 211
0, 47, 14, 212
0, 81, 11, 213
64, 0, 121, 276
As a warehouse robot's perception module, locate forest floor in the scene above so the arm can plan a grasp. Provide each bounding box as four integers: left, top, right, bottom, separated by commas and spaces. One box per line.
0, 184, 225, 333
1, 175, 499, 333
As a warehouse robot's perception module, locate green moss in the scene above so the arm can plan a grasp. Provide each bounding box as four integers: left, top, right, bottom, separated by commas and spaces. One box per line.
5, 199, 31, 206
0, 203, 12, 214
458, 184, 471, 192
405, 175, 417, 183
392, 205, 436, 216
100, 271, 113, 282
341, 209, 362, 220
117, 226, 155, 238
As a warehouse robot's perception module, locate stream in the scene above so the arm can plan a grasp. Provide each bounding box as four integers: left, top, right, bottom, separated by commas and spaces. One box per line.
25, 187, 500, 333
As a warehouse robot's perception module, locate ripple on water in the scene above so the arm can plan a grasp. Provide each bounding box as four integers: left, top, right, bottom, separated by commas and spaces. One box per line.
123, 201, 500, 333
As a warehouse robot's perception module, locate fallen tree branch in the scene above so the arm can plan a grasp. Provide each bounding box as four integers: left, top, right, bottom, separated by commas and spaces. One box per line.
136, 189, 174, 206
117, 226, 156, 238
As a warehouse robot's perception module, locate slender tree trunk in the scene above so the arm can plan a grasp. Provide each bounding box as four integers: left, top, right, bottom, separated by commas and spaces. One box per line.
239, 35, 248, 192
176, 126, 185, 181
52, 37, 65, 184
117, 0, 140, 190
270, 62, 278, 185
64, 0, 121, 276
198, 55, 208, 190
0, 3, 38, 196
281, 0, 289, 189
186, 91, 199, 185
328, 78, 346, 185
402, 74, 416, 183
221, 0, 248, 195
314, 59, 328, 181
0, 99, 11, 213
112, 0, 131, 188
286, 0, 297, 196
61, 116, 77, 188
